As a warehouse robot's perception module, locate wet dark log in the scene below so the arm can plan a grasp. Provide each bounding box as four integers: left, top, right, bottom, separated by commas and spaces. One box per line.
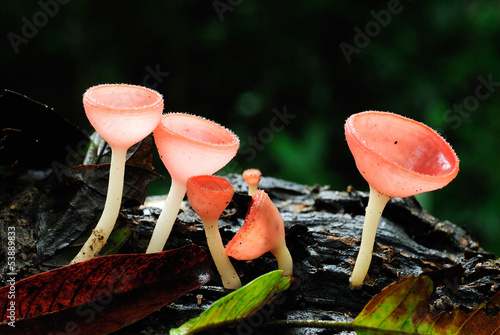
1, 173, 499, 334
115, 174, 499, 334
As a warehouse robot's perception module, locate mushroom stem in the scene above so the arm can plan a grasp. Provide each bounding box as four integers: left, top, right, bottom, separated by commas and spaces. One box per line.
71, 146, 128, 264
203, 219, 242, 289
349, 185, 391, 289
146, 178, 187, 253
272, 243, 293, 276
248, 184, 258, 197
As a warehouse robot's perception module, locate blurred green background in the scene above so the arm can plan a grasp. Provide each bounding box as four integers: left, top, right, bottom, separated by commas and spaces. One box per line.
2, 1, 500, 254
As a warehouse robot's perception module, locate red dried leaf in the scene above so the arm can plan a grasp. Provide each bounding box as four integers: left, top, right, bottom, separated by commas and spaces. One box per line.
0, 244, 211, 335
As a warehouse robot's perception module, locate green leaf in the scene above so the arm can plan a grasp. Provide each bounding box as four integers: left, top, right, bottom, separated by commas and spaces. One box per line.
353, 274, 500, 334
100, 226, 132, 256
170, 270, 292, 335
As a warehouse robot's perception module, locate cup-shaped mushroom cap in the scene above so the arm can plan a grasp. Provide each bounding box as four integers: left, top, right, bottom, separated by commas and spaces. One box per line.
226, 190, 285, 260
83, 84, 163, 148
243, 169, 262, 185
187, 175, 234, 221
345, 111, 459, 198
154, 113, 240, 184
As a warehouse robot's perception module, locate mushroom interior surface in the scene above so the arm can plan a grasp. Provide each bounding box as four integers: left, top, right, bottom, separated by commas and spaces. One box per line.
345, 111, 459, 198
187, 175, 234, 221
84, 84, 163, 148
154, 113, 240, 184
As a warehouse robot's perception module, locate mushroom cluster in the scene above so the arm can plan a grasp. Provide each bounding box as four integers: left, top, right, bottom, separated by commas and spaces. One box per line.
70, 83, 461, 293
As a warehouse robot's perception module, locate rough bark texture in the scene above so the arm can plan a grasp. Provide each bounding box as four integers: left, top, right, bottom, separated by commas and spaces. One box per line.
1, 173, 499, 334
117, 174, 499, 334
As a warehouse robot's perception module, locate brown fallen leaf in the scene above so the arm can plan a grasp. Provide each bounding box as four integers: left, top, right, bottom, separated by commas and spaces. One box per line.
353, 271, 500, 334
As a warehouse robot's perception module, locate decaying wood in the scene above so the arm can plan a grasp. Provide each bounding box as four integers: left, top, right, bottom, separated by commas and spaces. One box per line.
115, 174, 499, 334
1, 173, 499, 334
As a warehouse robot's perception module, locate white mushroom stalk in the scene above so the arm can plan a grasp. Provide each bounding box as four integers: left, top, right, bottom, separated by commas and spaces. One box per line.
146, 113, 239, 253
349, 185, 390, 289
71, 84, 163, 264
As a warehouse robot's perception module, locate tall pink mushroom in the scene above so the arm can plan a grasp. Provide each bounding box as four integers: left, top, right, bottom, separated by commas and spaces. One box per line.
146, 113, 239, 253
226, 190, 293, 276
345, 111, 459, 289
186, 175, 241, 289
71, 84, 163, 264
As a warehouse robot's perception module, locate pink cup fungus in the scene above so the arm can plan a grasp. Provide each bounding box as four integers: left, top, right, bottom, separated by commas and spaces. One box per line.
345, 111, 459, 289
71, 84, 163, 264
226, 190, 293, 276
242, 168, 262, 196
186, 175, 242, 289
146, 113, 239, 253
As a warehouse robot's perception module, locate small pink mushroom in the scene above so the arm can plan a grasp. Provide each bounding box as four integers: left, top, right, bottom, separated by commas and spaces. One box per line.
186, 175, 242, 289
146, 113, 239, 253
226, 190, 293, 276
345, 111, 459, 289
242, 169, 262, 196
71, 84, 163, 264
